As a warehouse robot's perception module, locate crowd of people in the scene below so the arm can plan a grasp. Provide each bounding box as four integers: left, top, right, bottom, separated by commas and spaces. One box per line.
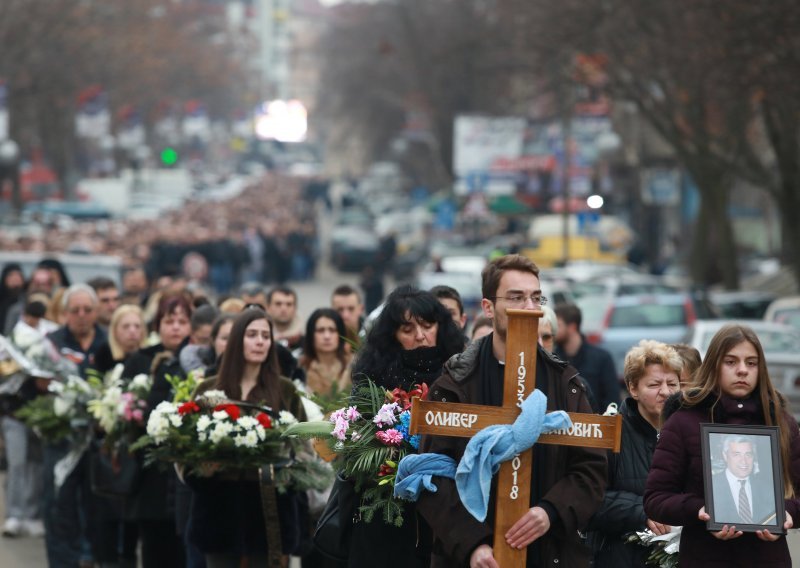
0, 252, 798, 568
0, 176, 321, 291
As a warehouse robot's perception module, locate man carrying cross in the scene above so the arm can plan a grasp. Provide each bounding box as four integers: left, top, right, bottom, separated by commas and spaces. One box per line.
415, 254, 607, 567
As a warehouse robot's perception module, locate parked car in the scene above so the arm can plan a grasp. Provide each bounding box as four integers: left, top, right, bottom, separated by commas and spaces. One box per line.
764, 296, 800, 331
586, 293, 697, 381
329, 226, 382, 272
684, 319, 800, 419
708, 290, 777, 319
570, 273, 680, 299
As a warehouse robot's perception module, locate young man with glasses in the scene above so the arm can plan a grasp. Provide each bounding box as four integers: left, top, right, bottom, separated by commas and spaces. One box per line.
416, 254, 607, 568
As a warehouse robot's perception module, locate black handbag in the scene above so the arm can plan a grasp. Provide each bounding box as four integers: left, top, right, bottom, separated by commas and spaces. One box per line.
313, 474, 356, 561
89, 443, 142, 498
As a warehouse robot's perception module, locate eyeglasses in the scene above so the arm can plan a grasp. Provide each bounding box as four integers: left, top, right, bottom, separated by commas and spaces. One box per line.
540, 333, 554, 341
492, 294, 548, 307
68, 306, 95, 314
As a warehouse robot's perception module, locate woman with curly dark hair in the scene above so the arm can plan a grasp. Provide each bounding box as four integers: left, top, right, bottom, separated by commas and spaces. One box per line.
346, 285, 465, 567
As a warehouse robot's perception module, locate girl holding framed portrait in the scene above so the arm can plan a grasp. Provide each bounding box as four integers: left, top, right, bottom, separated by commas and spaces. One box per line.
644, 324, 800, 567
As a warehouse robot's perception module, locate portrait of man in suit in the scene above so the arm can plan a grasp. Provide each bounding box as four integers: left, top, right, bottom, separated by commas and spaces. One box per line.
711, 434, 777, 526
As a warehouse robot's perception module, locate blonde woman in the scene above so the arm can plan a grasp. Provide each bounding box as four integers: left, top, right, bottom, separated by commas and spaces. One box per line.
588, 340, 682, 567
94, 304, 147, 373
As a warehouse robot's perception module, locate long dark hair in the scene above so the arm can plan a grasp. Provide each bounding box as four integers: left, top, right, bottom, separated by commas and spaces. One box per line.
353, 285, 464, 380
214, 308, 283, 410
299, 308, 348, 371
683, 324, 795, 498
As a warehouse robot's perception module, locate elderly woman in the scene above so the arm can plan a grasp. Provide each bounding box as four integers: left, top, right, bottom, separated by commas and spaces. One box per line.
538, 305, 558, 353
588, 340, 683, 567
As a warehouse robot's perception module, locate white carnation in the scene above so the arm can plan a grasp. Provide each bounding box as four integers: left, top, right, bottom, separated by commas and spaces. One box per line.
212, 410, 228, 421
237, 416, 258, 430
278, 411, 298, 426
196, 415, 212, 432
48, 381, 65, 394
234, 430, 259, 448
255, 425, 266, 441
168, 414, 183, 428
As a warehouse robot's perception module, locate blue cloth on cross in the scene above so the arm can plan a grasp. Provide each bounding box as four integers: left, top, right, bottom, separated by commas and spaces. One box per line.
393, 389, 572, 522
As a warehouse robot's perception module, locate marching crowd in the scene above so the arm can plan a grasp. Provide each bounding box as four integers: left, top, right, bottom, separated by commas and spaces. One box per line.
0, 251, 798, 568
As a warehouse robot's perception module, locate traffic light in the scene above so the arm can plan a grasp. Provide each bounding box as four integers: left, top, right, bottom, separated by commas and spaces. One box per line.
160, 147, 179, 166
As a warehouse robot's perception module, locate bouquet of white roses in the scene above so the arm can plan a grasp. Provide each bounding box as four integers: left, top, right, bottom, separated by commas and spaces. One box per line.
131, 389, 332, 492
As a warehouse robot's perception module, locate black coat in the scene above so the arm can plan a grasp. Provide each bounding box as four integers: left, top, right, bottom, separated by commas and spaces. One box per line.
186, 376, 307, 556
587, 397, 657, 568
122, 342, 187, 522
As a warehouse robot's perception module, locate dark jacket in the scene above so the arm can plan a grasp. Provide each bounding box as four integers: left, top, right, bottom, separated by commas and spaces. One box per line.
555, 338, 619, 413
587, 397, 656, 568
347, 345, 448, 568
186, 376, 306, 556
47, 324, 107, 378
644, 392, 800, 568
122, 342, 187, 521
416, 336, 607, 568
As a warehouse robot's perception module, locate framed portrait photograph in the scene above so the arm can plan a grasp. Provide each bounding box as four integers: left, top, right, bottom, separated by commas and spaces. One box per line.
700, 424, 786, 534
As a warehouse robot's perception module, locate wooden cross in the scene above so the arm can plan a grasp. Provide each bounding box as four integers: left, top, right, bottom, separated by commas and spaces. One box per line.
410, 309, 622, 567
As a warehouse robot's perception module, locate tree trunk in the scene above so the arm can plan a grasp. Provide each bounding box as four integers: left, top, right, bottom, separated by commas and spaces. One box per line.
688, 168, 740, 289
776, 179, 800, 292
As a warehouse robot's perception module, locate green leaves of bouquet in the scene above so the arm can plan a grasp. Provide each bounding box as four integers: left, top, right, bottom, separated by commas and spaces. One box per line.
282, 379, 427, 526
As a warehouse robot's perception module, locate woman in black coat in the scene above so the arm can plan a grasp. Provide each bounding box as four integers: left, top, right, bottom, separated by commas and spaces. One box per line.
346, 285, 465, 568
186, 307, 307, 567
588, 340, 683, 567
122, 293, 193, 568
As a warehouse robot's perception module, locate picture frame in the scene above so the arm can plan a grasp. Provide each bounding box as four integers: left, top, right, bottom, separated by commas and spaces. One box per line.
700, 424, 785, 534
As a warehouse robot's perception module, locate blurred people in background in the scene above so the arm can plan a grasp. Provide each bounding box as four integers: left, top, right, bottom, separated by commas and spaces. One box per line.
121, 267, 149, 307
179, 304, 219, 374
4, 266, 55, 334
331, 284, 364, 350
360, 266, 384, 314
266, 285, 303, 350
555, 303, 619, 413
538, 305, 558, 353
470, 314, 493, 341
93, 304, 147, 374
88, 276, 120, 330
298, 308, 352, 397
670, 343, 703, 388
0, 263, 25, 333
429, 285, 468, 332
238, 282, 268, 310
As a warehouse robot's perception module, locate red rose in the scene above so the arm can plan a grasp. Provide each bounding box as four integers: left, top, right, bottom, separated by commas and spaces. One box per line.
214, 404, 241, 421
256, 412, 272, 429
178, 401, 200, 416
